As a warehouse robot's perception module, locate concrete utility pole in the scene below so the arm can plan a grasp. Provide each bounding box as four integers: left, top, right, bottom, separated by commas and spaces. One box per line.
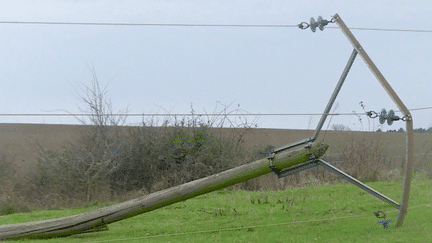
0, 143, 328, 240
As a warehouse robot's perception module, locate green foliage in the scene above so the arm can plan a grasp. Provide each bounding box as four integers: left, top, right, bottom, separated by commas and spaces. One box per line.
109, 122, 246, 195
79, 200, 101, 209
165, 128, 194, 165
0, 198, 30, 216
26, 71, 258, 209
0, 203, 18, 216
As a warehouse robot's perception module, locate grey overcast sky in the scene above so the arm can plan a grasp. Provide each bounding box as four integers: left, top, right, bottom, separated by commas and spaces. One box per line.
1, 1, 431, 131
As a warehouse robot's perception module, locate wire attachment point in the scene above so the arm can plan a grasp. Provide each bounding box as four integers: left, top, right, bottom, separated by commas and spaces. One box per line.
366, 108, 408, 126
401, 114, 412, 121
298, 22, 310, 30
317, 16, 331, 31
298, 16, 332, 32
366, 111, 378, 118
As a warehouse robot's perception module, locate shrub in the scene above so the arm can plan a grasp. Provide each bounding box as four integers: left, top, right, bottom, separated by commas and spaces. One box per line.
28, 69, 258, 208
109, 118, 250, 195
338, 138, 388, 183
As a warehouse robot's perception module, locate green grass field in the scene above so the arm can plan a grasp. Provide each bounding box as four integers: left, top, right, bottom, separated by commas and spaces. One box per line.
1, 176, 431, 242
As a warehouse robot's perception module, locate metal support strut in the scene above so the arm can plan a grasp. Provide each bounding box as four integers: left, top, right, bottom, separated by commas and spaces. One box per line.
269, 13, 413, 228
268, 47, 357, 157
275, 159, 400, 209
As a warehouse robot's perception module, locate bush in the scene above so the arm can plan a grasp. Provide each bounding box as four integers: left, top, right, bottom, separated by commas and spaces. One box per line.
0, 203, 18, 216
338, 138, 389, 183
29, 118, 254, 206
34, 150, 78, 196
0, 199, 30, 216
109, 118, 249, 195
27, 70, 258, 208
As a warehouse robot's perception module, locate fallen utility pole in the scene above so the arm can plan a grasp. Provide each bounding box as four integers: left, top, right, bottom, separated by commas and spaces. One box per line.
298, 13, 414, 228
0, 143, 328, 240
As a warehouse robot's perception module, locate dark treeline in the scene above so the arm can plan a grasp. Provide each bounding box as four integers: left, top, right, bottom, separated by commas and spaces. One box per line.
376, 127, 432, 133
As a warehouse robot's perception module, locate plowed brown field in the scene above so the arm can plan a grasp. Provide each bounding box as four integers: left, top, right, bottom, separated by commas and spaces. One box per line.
1, 123, 431, 176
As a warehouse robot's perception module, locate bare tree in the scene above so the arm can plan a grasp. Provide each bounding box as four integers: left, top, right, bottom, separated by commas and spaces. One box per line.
69, 68, 129, 202
201, 101, 259, 153
70, 67, 128, 127
331, 124, 351, 131
35, 68, 130, 203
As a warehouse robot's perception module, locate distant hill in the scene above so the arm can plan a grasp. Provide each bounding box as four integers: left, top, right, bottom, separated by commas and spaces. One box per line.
1, 123, 429, 176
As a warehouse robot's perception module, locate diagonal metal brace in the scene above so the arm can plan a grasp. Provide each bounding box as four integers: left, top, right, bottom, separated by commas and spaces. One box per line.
317, 159, 400, 209
276, 159, 400, 209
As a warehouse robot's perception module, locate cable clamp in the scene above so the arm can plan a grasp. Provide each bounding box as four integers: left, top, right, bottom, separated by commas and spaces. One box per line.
330, 16, 337, 23
267, 152, 282, 176
366, 111, 378, 118
267, 151, 275, 160
304, 141, 316, 160
402, 114, 412, 121
268, 158, 282, 176
298, 22, 310, 30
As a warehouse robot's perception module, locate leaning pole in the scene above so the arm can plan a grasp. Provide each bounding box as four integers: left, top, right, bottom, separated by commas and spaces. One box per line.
0, 143, 328, 240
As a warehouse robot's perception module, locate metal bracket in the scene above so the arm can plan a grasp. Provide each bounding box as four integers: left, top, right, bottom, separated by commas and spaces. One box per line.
276, 159, 321, 178
268, 156, 282, 176
269, 139, 309, 155
276, 159, 400, 209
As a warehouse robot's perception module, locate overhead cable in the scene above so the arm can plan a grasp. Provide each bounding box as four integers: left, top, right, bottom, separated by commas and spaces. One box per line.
0, 21, 297, 28
0, 20, 432, 33
0, 106, 430, 117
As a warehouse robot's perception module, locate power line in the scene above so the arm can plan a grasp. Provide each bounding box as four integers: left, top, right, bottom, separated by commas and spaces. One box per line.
325, 26, 432, 33
0, 112, 358, 117
408, 106, 432, 111
0, 112, 370, 117
1, 20, 432, 33
0, 106, 430, 117
0, 21, 297, 28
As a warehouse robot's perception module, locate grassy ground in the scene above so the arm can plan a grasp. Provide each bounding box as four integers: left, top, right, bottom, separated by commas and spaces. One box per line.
1, 176, 431, 242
